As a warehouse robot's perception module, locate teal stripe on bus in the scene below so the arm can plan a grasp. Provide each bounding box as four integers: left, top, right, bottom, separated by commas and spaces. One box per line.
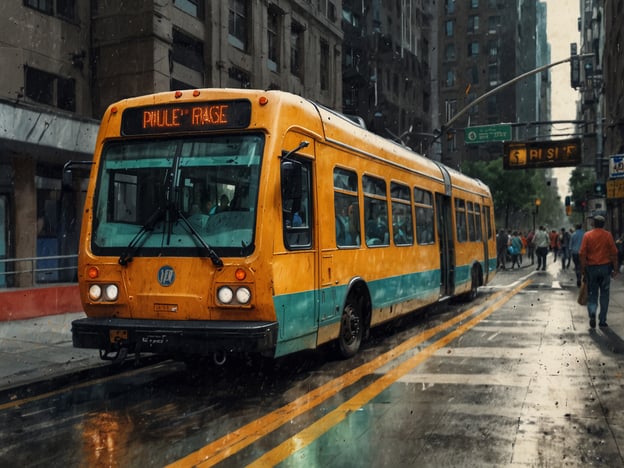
272, 268, 441, 356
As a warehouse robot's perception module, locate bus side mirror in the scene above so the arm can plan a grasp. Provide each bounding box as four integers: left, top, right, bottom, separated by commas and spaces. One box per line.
62, 168, 73, 190
280, 159, 302, 214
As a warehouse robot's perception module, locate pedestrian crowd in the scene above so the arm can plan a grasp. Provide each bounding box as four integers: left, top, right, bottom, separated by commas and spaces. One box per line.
496, 217, 623, 331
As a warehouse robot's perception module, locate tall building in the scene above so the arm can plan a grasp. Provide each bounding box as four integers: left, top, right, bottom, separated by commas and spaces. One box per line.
0, 0, 342, 288
341, 0, 435, 155
436, 0, 549, 169
580, 0, 624, 234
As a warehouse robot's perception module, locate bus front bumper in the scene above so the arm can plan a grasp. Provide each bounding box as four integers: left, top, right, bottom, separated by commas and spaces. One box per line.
71, 317, 279, 358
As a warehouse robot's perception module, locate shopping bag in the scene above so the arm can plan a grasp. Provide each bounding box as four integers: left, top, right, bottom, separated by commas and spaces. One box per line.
577, 278, 588, 306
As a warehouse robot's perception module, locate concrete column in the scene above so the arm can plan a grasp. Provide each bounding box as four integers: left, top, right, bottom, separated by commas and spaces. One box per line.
12, 156, 36, 287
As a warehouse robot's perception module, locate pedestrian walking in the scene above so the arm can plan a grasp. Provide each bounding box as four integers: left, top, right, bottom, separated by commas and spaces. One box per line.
569, 223, 585, 286
496, 229, 509, 270
579, 215, 619, 328
526, 230, 535, 265
509, 231, 523, 269
534, 225, 549, 271
559, 227, 571, 269
549, 229, 560, 261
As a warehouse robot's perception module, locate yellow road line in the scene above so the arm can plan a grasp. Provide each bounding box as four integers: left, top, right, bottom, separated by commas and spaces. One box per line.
170, 282, 528, 467
248, 279, 532, 467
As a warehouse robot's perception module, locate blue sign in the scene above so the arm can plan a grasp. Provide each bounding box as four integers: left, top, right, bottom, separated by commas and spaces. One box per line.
609, 154, 624, 179
157, 265, 175, 287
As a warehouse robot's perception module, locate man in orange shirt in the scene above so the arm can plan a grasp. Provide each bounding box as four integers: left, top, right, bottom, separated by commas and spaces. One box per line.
580, 215, 619, 328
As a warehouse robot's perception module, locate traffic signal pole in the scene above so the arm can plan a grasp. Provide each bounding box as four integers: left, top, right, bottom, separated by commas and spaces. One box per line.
433, 54, 595, 143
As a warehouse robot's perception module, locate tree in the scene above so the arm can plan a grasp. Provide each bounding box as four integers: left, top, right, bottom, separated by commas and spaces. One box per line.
567, 166, 596, 223
462, 159, 562, 229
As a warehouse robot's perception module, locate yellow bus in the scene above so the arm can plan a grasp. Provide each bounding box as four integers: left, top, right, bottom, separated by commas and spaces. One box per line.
71, 88, 497, 363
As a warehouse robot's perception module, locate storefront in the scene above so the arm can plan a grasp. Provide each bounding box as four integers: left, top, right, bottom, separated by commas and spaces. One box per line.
0, 99, 98, 288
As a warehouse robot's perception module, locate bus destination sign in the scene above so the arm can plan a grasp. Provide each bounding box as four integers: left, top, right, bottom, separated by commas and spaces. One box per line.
503, 138, 582, 169
121, 99, 252, 135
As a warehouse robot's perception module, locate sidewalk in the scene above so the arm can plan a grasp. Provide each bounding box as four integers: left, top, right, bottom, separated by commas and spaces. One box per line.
0, 311, 107, 393
0, 260, 623, 395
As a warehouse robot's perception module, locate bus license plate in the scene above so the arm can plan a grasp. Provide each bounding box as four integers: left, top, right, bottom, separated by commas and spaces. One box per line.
154, 303, 178, 313
109, 329, 128, 343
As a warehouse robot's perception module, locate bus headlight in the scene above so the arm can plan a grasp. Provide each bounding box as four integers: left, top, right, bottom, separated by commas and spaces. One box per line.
104, 284, 119, 301
217, 286, 234, 304
88, 284, 102, 301
88, 283, 119, 302
235, 287, 251, 304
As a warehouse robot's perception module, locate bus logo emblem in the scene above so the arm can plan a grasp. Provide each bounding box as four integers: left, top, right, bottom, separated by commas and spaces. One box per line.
158, 266, 175, 287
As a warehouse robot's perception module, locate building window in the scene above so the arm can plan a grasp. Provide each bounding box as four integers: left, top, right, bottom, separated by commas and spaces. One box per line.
445, 20, 454, 37
488, 63, 499, 85
319, 0, 337, 21
320, 40, 329, 91
468, 42, 479, 57
268, 6, 281, 72
172, 29, 204, 73
445, 0, 455, 14
471, 0, 479, 8
487, 95, 498, 114
24, 66, 75, 111
444, 44, 456, 61
468, 65, 478, 85
229, 0, 249, 51
174, 0, 204, 18
446, 69, 456, 87
488, 40, 499, 56
468, 15, 479, 33
228, 67, 251, 88
25, 0, 75, 21
488, 15, 500, 32
290, 21, 305, 80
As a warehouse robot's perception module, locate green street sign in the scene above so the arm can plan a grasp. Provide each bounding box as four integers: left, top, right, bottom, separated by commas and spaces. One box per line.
464, 124, 512, 144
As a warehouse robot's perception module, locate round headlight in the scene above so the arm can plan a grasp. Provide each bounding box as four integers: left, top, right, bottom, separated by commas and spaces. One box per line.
105, 284, 119, 301
88, 284, 102, 301
217, 286, 234, 304
235, 287, 251, 304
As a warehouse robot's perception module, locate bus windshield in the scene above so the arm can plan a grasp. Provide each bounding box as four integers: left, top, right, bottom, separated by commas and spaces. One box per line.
91, 133, 264, 258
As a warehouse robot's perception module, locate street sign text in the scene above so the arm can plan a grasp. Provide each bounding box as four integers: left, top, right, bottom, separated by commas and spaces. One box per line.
503, 138, 582, 169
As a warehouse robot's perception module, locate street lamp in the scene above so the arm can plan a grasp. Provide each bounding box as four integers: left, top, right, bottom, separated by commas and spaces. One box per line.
533, 198, 541, 231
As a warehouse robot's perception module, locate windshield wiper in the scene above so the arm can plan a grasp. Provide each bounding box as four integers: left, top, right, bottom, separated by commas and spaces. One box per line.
175, 208, 224, 267
118, 207, 163, 266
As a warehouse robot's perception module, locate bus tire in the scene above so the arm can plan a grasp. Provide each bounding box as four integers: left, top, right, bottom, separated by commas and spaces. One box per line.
337, 296, 363, 359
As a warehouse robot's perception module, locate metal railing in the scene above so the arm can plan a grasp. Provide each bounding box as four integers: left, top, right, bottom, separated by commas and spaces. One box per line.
0, 254, 78, 288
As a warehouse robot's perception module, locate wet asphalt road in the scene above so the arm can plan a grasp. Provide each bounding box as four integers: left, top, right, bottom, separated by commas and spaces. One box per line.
1, 260, 623, 467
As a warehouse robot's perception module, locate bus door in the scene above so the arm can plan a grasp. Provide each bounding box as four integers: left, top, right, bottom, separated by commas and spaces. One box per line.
279, 154, 319, 350
436, 193, 455, 299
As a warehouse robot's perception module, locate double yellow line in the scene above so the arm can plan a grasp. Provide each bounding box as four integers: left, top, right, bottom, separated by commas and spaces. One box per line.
170, 279, 531, 467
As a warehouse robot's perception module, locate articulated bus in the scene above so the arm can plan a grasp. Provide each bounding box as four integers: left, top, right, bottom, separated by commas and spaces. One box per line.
71, 89, 497, 364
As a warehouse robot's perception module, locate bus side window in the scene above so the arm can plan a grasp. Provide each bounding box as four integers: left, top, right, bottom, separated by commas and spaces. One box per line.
283, 161, 312, 249
455, 198, 467, 242
414, 187, 434, 245
363, 175, 388, 247
334, 167, 360, 247
391, 182, 413, 246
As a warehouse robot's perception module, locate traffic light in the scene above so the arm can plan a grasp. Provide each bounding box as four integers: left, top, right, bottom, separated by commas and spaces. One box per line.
594, 183, 606, 197
570, 43, 580, 89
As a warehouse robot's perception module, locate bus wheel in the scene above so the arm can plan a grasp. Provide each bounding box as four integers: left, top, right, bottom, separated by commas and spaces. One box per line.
338, 298, 363, 358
